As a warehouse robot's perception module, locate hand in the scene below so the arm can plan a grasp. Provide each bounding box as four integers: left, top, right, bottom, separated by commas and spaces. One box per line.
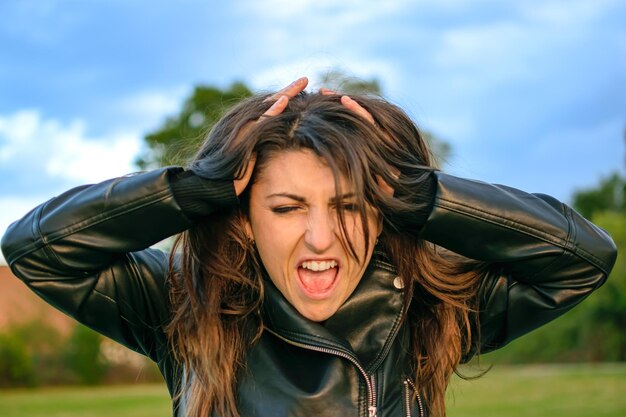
320, 88, 397, 197
234, 77, 309, 196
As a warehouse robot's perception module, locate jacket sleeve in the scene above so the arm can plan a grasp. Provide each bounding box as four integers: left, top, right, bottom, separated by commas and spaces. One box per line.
418, 172, 618, 357
0, 167, 238, 362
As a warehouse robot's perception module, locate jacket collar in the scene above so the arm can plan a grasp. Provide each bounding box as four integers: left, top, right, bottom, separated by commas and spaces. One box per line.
262, 250, 406, 372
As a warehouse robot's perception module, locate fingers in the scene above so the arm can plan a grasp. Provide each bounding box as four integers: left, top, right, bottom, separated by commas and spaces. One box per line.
376, 175, 395, 198
266, 77, 308, 102
340, 95, 376, 125
319, 87, 337, 96
234, 155, 257, 196
263, 95, 288, 117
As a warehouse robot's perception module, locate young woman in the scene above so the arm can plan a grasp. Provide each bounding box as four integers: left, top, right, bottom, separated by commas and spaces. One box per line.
1, 77, 617, 417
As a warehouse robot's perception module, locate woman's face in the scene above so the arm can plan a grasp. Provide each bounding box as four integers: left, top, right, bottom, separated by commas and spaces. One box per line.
247, 149, 381, 322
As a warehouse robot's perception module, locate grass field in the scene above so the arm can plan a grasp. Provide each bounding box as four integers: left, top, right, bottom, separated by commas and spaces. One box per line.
447, 363, 626, 417
0, 364, 624, 416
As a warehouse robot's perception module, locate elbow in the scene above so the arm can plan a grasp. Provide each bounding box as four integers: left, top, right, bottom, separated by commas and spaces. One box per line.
571, 209, 618, 282
590, 227, 618, 282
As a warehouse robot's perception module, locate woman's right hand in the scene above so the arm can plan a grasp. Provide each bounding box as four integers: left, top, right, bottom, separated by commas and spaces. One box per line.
320, 88, 398, 198
234, 77, 308, 196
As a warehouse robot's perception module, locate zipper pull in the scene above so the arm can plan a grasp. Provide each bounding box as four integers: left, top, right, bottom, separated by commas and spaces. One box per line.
368, 405, 377, 417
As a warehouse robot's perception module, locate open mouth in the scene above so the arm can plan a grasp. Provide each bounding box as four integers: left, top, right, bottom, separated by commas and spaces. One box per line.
296, 260, 340, 299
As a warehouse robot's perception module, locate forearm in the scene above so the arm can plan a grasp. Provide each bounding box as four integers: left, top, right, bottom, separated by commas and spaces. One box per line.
1, 167, 237, 276
420, 172, 616, 279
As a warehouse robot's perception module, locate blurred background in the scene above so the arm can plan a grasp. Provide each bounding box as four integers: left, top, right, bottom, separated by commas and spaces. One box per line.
0, 1, 624, 416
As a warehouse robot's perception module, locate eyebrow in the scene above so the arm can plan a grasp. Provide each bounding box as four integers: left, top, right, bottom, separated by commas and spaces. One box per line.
266, 192, 356, 203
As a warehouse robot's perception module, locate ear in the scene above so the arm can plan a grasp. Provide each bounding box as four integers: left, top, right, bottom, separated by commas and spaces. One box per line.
376, 212, 384, 237
244, 216, 255, 242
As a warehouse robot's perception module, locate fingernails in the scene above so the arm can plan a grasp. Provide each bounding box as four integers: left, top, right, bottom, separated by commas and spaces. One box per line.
272, 95, 287, 106
291, 77, 307, 86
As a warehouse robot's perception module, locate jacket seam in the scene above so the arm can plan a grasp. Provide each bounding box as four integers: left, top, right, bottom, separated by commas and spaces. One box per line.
33, 202, 68, 270
434, 197, 610, 274
275, 328, 353, 354
7, 187, 173, 263
366, 294, 404, 373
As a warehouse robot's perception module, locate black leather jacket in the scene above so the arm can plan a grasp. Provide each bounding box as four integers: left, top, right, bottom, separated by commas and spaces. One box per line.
1, 167, 617, 417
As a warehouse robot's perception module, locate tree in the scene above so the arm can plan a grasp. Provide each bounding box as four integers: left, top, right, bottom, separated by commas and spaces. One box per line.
136, 82, 253, 169
580, 211, 626, 360
572, 173, 625, 219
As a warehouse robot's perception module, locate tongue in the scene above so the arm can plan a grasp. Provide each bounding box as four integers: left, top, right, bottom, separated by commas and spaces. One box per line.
299, 267, 337, 292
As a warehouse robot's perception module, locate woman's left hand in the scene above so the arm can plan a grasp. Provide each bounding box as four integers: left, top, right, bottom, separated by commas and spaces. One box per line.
320, 88, 397, 197
234, 77, 309, 196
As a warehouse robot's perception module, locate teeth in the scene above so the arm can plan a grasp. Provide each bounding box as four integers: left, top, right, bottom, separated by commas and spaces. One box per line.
301, 260, 338, 271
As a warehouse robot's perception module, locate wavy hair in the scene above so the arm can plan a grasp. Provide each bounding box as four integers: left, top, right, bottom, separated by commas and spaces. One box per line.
165, 92, 485, 417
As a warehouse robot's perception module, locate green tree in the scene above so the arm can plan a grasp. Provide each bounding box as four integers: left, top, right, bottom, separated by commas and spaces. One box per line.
572, 173, 625, 219
136, 82, 253, 169
580, 211, 626, 360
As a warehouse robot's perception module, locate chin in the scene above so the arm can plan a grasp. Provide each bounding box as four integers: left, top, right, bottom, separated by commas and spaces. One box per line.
298, 304, 337, 322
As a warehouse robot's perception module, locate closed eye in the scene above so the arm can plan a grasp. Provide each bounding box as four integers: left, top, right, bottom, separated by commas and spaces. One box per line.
335, 202, 359, 212
271, 206, 300, 214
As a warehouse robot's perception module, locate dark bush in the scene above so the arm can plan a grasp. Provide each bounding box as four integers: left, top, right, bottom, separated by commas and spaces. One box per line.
63, 324, 107, 384
0, 332, 36, 387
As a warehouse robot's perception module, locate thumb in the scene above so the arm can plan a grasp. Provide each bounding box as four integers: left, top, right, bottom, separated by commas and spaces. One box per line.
234, 155, 257, 196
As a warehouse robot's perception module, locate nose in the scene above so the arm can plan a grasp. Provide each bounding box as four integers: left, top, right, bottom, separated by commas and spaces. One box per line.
304, 209, 336, 253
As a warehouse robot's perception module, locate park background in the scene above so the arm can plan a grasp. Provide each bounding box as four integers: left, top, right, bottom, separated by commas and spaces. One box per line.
0, 1, 625, 416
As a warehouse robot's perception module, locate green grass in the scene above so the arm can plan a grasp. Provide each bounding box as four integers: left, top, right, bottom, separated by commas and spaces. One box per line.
0, 384, 171, 417
447, 363, 626, 417
0, 364, 624, 416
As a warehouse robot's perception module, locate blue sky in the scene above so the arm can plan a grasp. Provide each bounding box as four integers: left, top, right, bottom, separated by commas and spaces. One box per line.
1, 0, 625, 263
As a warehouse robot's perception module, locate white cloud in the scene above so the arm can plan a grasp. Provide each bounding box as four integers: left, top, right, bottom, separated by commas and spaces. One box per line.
250, 56, 399, 95
45, 129, 141, 183
0, 109, 147, 256
0, 109, 142, 185
111, 88, 188, 132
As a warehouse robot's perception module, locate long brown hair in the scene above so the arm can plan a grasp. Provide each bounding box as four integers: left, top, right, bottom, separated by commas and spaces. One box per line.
166, 92, 485, 417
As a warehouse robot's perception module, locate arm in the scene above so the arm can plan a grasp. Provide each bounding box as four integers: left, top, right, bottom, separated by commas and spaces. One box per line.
419, 172, 618, 356
0, 167, 237, 361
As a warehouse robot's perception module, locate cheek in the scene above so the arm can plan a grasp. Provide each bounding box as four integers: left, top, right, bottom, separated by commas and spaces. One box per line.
250, 215, 296, 273
345, 212, 381, 246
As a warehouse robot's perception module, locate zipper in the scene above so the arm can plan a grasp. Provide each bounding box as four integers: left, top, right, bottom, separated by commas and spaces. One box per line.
403, 378, 424, 417
267, 329, 377, 417
369, 373, 377, 417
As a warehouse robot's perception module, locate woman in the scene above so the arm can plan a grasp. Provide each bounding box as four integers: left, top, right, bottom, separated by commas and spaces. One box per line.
1, 77, 617, 417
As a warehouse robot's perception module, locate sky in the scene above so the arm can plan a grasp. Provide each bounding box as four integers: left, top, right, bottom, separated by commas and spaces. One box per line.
0, 0, 625, 264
